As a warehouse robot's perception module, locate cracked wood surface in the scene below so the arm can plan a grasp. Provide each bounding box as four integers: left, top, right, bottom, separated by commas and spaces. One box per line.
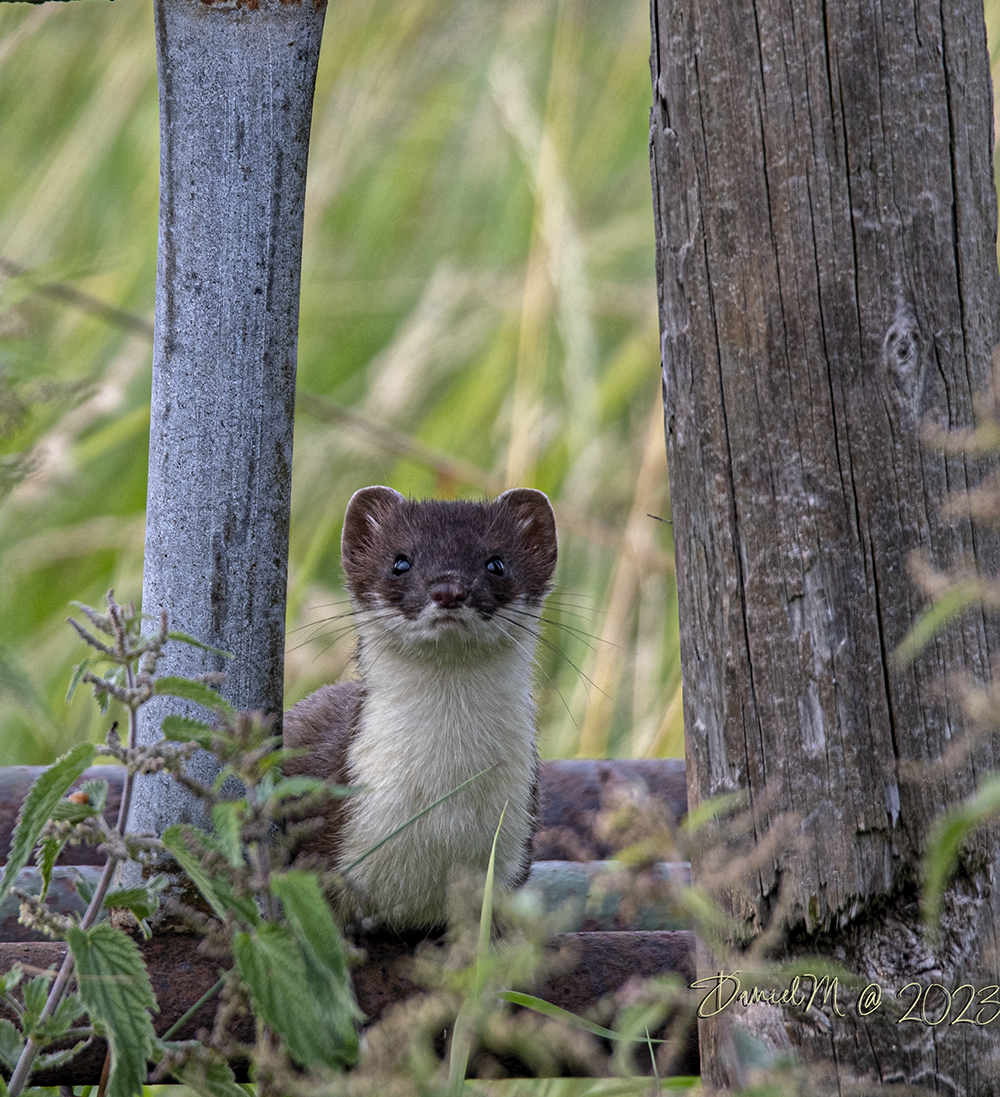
650, 0, 1000, 1088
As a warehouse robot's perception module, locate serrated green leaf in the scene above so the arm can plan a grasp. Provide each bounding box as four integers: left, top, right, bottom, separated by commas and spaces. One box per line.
34, 1038, 91, 1073
253, 750, 286, 778
166, 631, 233, 659
103, 876, 168, 925
0, 965, 23, 997
73, 868, 97, 908
923, 777, 1000, 930
0, 742, 97, 905
40, 782, 108, 902
0, 1019, 24, 1071
233, 921, 359, 1070
154, 1039, 247, 1097
67, 921, 157, 1097
160, 715, 216, 748
211, 802, 246, 869
85, 664, 127, 716
161, 827, 259, 926
160, 825, 226, 918
33, 990, 87, 1042
153, 677, 233, 715
270, 774, 353, 801
66, 658, 94, 704
270, 872, 357, 987
37, 836, 64, 903
21, 971, 55, 1035
268, 774, 325, 798
51, 797, 100, 825
78, 778, 109, 813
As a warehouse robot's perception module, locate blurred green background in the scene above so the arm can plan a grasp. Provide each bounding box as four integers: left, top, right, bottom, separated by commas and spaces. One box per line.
0, 0, 684, 766
6, 0, 1000, 769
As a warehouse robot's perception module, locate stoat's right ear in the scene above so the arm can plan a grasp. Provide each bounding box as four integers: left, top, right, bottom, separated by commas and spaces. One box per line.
342, 486, 405, 564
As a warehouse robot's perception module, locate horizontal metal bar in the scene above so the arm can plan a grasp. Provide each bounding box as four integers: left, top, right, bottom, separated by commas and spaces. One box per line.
1, 759, 689, 867
2, 929, 698, 1082
2, 860, 693, 941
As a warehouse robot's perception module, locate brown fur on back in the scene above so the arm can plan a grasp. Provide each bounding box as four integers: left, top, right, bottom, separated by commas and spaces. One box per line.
282, 680, 363, 864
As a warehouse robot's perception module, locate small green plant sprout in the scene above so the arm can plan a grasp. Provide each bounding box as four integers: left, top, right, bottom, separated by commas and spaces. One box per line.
0, 593, 362, 1097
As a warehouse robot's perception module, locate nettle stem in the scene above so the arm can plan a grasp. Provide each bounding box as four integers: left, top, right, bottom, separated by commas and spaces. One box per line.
8, 601, 147, 1096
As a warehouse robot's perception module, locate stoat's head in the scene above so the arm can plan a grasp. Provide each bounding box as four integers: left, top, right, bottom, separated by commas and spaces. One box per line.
341, 486, 557, 655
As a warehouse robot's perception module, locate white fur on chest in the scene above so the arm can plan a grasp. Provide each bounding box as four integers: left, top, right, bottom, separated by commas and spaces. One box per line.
338, 638, 539, 928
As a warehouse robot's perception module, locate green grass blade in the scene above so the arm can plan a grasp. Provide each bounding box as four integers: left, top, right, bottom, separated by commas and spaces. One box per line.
447, 803, 507, 1093
477, 801, 506, 987
344, 764, 496, 873
893, 582, 983, 666
923, 776, 1000, 931
499, 990, 635, 1041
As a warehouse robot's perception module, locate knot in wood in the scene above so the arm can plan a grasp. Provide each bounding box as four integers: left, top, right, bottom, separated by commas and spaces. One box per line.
881, 304, 923, 414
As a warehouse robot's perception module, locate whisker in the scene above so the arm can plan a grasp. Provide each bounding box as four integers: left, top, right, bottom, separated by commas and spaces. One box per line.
543, 605, 602, 626
492, 614, 587, 731
496, 610, 609, 700
541, 676, 582, 734
286, 602, 355, 635
546, 618, 625, 652
287, 615, 357, 644
287, 605, 404, 660
542, 595, 606, 622
512, 604, 609, 653
286, 619, 357, 655
351, 611, 417, 672
539, 615, 606, 651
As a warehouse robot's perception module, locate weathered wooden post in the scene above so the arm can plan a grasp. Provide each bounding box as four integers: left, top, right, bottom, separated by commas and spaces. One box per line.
126, 0, 326, 842
650, 0, 1000, 1089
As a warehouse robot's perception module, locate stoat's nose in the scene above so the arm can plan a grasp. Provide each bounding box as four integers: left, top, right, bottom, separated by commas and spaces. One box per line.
429, 579, 467, 608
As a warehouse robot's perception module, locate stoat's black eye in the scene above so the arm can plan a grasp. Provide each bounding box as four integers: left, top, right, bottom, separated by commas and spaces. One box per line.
485, 556, 505, 577
392, 555, 412, 576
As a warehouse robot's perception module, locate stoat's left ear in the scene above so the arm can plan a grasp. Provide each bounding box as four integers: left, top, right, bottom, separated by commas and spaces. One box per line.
495, 488, 558, 582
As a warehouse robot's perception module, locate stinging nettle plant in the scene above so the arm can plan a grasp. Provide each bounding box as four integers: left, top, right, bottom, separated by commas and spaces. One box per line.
1, 593, 705, 1096
0, 592, 361, 1097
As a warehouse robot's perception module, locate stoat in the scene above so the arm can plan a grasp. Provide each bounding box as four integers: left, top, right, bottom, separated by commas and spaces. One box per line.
283, 485, 558, 930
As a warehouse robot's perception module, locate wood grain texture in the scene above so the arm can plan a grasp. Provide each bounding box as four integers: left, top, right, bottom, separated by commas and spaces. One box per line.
649, 0, 1000, 1087
126, 0, 326, 844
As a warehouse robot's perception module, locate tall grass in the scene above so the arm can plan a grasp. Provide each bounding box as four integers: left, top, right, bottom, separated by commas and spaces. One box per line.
0, 0, 681, 766
7, 0, 1000, 768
